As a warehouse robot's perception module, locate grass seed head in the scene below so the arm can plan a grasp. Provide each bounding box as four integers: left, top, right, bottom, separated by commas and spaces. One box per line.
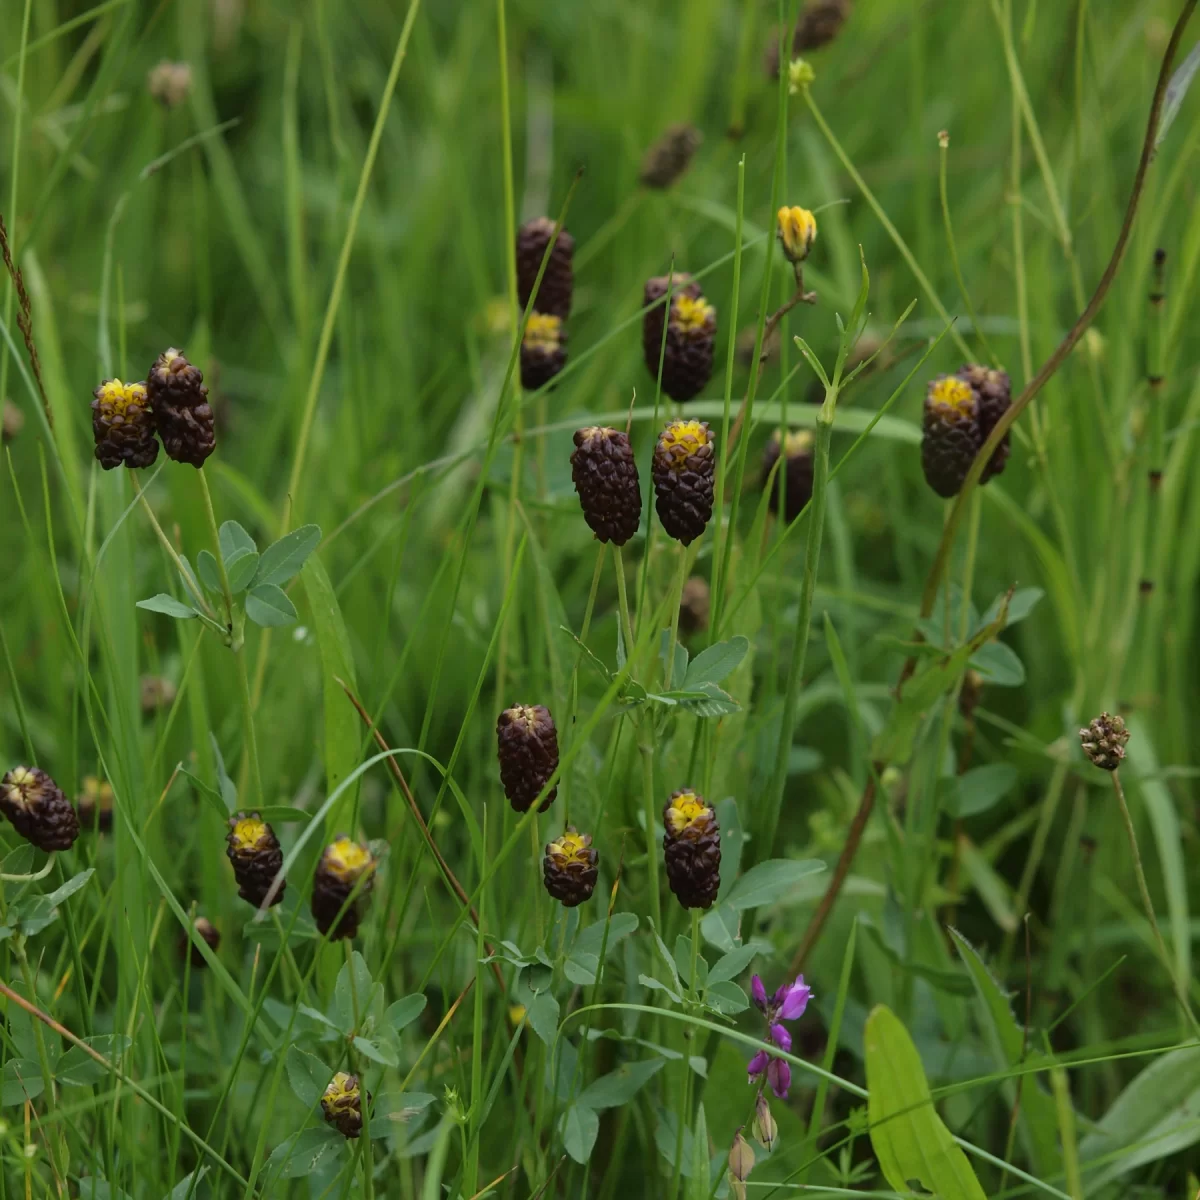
497, 704, 559, 814
570, 426, 642, 545
516, 218, 574, 319
663, 789, 721, 909
0, 766, 80, 853
652, 418, 716, 545
146, 349, 215, 468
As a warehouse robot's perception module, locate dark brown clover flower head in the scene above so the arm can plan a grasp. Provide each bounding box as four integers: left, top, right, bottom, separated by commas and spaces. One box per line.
226, 813, 285, 908
762, 429, 814, 524
643, 276, 717, 403
181, 916, 220, 968
311, 837, 376, 939
322, 1071, 368, 1139
679, 575, 711, 637
77, 776, 114, 834
520, 313, 568, 391
91, 379, 159, 470
957, 363, 1012, 484
1080, 712, 1130, 772
146, 348, 215, 468
570, 426, 642, 546
652, 419, 716, 545
663, 789, 721, 909
497, 704, 559, 814
0, 767, 80, 853
767, 0, 853, 74
920, 375, 980, 499
543, 827, 599, 907
639, 123, 703, 189
516, 217, 574, 320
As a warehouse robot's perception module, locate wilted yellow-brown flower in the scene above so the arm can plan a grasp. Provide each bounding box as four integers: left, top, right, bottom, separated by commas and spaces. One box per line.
312, 837, 376, 939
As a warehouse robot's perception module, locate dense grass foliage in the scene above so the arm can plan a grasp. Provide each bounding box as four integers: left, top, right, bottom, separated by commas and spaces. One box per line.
1, 0, 1199, 1195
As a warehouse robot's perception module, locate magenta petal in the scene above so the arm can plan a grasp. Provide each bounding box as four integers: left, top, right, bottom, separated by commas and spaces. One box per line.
777, 976, 812, 1021
746, 1050, 769, 1079
767, 1057, 791, 1099
769, 1023, 792, 1052
751, 975, 768, 1012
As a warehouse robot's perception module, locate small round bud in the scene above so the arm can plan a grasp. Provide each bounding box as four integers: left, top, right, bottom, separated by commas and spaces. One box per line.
1080, 713, 1130, 772
776, 207, 817, 264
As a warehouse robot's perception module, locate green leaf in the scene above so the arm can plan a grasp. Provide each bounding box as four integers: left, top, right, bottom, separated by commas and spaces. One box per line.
699, 904, 739, 954
524, 990, 560, 1046
704, 980, 750, 1015
706, 942, 761, 985
18, 868, 95, 935
332, 950, 381, 1033
873, 591, 1012, 764
264, 1126, 344, 1180
1157, 38, 1200, 149
859, 920, 974, 997
687, 1103, 710, 1200
353, 1036, 398, 1067
637, 974, 683, 1004
723, 859, 825, 911
219, 520, 256, 561
558, 626, 612, 683
245, 583, 299, 627
659, 628, 689, 689
979, 586, 1043, 630
285, 1046, 332, 1109
562, 1103, 600, 1164
56, 1035, 131, 1086
578, 1058, 665, 1109
136, 594, 197, 620
969, 640, 1025, 687
255, 524, 321, 588
676, 681, 742, 718
164, 1168, 208, 1199
302, 554, 361, 829
248, 804, 309, 823
385, 994, 427, 1034
372, 1091, 435, 1131
941, 763, 1018, 818
958, 840, 1018, 933
682, 636, 749, 689
1078, 1044, 1200, 1186
1, 1059, 43, 1105
225, 548, 260, 593
196, 550, 222, 593
567, 913, 638, 984
863, 1004, 987, 1200
949, 930, 1061, 1177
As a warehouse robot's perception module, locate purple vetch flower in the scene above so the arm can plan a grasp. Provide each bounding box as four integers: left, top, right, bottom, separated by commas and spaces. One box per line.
747, 973, 812, 1100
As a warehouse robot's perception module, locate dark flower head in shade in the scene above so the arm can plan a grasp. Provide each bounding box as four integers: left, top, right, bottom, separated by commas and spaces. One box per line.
146, 348, 215, 468
920, 374, 980, 499
519, 313, 568, 391
497, 704, 559, 813
181, 916, 220, 968
652, 418, 715, 545
747, 973, 813, 1099
662, 789, 721, 910
0, 766, 80, 853
570, 426, 642, 546
77, 776, 114, 833
91, 378, 159, 470
543, 827, 599, 907
642, 274, 717, 403
957, 363, 1012, 483
311, 837, 376, 939
516, 217, 574, 319
226, 812, 285, 907
762, 429, 814, 524
639, 123, 703, 189
322, 1071, 368, 1138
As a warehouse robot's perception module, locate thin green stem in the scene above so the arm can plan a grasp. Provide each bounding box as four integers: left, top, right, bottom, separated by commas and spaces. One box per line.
1111, 769, 1200, 1037
235, 647, 264, 810
129, 472, 212, 618
564, 546, 607, 824
197, 468, 236, 644
638, 741, 663, 935
613, 545, 635, 663
663, 550, 689, 690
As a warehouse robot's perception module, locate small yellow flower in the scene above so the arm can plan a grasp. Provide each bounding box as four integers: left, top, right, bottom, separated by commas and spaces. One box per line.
547, 829, 592, 864
670, 294, 716, 334
788, 58, 815, 95
665, 790, 709, 834
775, 428, 814, 459
93, 379, 149, 417
229, 814, 269, 852
656, 419, 712, 473
777, 207, 817, 264
523, 313, 563, 350
324, 837, 374, 881
927, 376, 975, 419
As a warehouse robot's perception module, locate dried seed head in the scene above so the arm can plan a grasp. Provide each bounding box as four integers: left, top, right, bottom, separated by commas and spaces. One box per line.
679, 576, 711, 637
752, 1091, 779, 1152
652, 419, 716, 545
146, 349, 215, 468
2, 399, 24, 444
226, 813, 285, 908
516, 217, 575, 319
0, 767, 80, 853
1080, 713, 1130, 772
520, 313, 568, 391
312, 837, 376, 939
663, 789, 721, 909
147, 60, 193, 109
777, 207, 817, 264
729, 1129, 756, 1183
920, 375, 980, 499
643, 275, 717, 402
543, 827, 599, 907
762, 429, 814, 524
570, 426, 642, 545
322, 1071, 367, 1139
639, 123, 703, 189
497, 705, 559, 814
77, 776, 113, 834
91, 379, 159, 470
181, 916, 220, 968
957, 363, 1012, 484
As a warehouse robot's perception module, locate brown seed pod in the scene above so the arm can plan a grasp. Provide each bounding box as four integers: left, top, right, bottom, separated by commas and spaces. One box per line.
146, 348, 215, 467
91, 379, 159, 470
762, 429, 814, 524
570, 426, 642, 546
520, 313, 568, 391
652, 419, 716, 545
497, 705, 559, 814
516, 217, 575, 319
639, 123, 703, 189
543, 827, 599, 907
663, 789, 721, 910
311, 838, 376, 939
226, 813, 285, 908
0, 767, 80, 853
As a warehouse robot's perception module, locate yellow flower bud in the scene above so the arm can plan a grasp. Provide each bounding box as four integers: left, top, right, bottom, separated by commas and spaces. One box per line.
777, 206, 818, 264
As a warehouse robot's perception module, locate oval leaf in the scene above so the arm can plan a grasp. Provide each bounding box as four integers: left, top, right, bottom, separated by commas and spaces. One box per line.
723, 859, 826, 911
682, 636, 749, 688
219, 520, 256, 561
225, 549, 260, 593
385, 994, 427, 1033
944, 763, 1018, 818
286, 1045, 332, 1109
245, 583, 299, 628
255, 525, 322, 588
562, 1103, 600, 1163
136, 594, 197, 620
578, 1059, 664, 1110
